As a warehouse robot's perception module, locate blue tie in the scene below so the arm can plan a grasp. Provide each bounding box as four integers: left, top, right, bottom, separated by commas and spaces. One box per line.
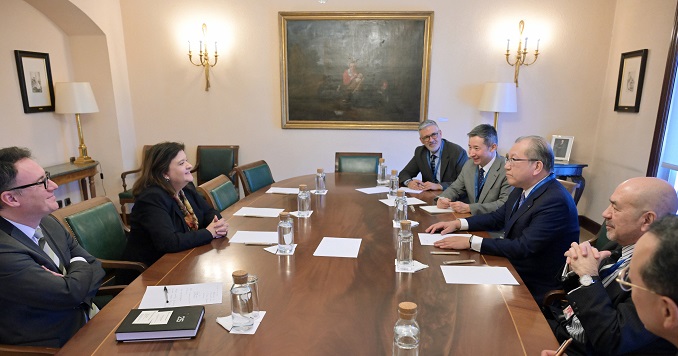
476, 167, 485, 199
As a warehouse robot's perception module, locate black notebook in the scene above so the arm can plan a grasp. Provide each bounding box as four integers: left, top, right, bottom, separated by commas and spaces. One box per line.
115, 305, 205, 342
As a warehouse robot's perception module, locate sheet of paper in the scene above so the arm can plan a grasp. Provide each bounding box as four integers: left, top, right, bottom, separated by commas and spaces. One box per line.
313, 237, 362, 258
216, 311, 266, 334
420, 205, 453, 214
311, 190, 328, 195
418, 233, 472, 246
233, 207, 284, 218
289, 211, 313, 218
440, 266, 519, 285
266, 187, 299, 194
392, 220, 419, 228
264, 244, 298, 255
139, 282, 223, 309
394, 259, 428, 273
400, 187, 423, 194
356, 186, 390, 194
379, 197, 427, 207
229, 231, 278, 244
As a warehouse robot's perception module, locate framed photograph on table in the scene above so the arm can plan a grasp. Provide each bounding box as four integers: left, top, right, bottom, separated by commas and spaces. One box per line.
14, 50, 55, 114
614, 49, 648, 113
279, 11, 433, 130
551, 135, 574, 162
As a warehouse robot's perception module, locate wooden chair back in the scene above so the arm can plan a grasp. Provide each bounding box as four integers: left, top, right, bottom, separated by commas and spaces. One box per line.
234, 160, 275, 196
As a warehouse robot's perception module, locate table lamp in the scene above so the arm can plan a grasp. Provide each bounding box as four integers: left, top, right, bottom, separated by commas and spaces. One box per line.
478, 82, 517, 129
55, 82, 99, 165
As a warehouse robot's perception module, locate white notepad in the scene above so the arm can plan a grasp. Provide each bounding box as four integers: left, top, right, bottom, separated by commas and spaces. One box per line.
313, 237, 362, 258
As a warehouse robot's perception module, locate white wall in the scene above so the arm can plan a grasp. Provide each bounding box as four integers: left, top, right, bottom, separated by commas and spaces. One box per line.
1, 0, 676, 221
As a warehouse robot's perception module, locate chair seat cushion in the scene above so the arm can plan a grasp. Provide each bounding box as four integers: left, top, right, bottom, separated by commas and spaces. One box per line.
118, 189, 134, 200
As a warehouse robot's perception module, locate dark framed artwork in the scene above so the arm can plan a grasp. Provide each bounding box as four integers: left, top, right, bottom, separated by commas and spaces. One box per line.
279, 12, 433, 130
14, 50, 55, 113
614, 49, 648, 113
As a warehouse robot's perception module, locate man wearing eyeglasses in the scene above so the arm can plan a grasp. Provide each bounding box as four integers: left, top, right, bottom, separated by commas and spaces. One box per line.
399, 119, 467, 191
546, 177, 678, 355
623, 215, 678, 350
0, 147, 104, 347
425, 135, 579, 303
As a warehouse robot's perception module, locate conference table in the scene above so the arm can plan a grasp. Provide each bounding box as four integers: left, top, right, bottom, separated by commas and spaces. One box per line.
59, 173, 558, 355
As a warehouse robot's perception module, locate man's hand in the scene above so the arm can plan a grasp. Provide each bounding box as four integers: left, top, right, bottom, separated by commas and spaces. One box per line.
565, 241, 612, 277
421, 181, 442, 191
406, 179, 425, 190
425, 220, 461, 235
433, 235, 471, 250
450, 201, 470, 214
437, 197, 452, 209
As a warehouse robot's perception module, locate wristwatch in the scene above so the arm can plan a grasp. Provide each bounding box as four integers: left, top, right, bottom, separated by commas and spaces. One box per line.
403, 179, 412, 186
579, 274, 597, 287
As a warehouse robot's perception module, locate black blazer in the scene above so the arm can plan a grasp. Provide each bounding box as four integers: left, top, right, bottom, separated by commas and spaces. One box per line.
0, 216, 104, 347
398, 139, 468, 190
466, 175, 580, 302
125, 184, 221, 267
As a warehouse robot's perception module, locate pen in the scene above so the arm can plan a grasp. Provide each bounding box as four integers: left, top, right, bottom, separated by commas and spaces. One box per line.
409, 205, 415, 212
554, 338, 572, 356
164, 286, 169, 303
245, 243, 276, 246
442, 259, 475, 265
430, 251, 460, 255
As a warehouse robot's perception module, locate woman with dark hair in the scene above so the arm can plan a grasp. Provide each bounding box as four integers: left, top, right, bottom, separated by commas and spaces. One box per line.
124, 142, 228, 267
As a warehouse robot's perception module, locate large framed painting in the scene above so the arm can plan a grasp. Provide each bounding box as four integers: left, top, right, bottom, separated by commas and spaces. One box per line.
279, 12, 433, 130
14, 50, 55, 113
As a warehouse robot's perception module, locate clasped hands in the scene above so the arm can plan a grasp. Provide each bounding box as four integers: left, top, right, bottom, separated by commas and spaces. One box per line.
436, 197, 471, 214
207, 216, 229, 239
564, 241, 612, 277
425, 220, 470, 249
406, 179, 442, 192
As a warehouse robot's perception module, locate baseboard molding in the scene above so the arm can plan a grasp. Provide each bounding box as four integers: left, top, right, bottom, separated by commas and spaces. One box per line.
578, 215, 601, 234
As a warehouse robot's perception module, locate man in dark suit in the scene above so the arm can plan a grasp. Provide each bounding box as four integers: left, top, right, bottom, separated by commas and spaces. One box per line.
425, 135, 579, 302
0, 147, 104, 347
546, 177, 678, 355
399, 119, 467, 191
436, 124, 512, 215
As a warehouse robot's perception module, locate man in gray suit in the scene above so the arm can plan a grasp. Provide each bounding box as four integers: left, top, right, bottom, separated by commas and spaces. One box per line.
436, 124, 511, 215
0, 147, 104, 347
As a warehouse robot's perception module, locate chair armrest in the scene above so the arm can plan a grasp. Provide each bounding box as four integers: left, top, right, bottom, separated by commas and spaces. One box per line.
99, 259, 147, 273
120, 168, 142, 191
542, 289, 567, 307
97, 285, 127, 296
0, 343, 59, 355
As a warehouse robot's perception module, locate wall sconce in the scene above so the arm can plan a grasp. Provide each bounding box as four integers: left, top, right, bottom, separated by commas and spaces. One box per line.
188, 23, 218, 91
478, 82, 517, 129
55, 82, 99, 164
505, 20, 540, 87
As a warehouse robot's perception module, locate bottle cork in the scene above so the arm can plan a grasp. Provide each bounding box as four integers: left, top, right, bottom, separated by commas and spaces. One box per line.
391, 169, 398, 176
379, 158, 385, 164
317, 168, 324, 174
398, 301, 417, 319
400, 220, 411, 229
299, 184, 307, 191
232, 270, 249, 284
396, 190, 405, 197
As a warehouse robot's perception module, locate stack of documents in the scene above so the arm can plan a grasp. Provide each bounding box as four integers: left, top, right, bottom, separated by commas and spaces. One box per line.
233, 207, 284, 217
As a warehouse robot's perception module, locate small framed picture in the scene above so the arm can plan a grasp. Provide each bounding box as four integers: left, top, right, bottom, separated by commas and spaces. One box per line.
14, 50, 55, 113
551, 135, 574, 162
614, 49, 648, 113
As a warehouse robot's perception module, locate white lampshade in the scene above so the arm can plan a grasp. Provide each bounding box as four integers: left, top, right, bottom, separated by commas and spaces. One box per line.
478, 82, 517, 113
55, 82, 99, 114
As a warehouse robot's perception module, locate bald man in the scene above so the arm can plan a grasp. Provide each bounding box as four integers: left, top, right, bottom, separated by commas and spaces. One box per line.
547, 177, 678, 355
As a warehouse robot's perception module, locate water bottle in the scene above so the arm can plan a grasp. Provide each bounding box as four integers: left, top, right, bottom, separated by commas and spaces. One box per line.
393, 302, 420, 356
297, 184, 311, 218
397, 220, 413, 271
277, 212, 294, 254
393, 190, 408, 224
377, 158, 388, 185
314, 168, 327, 194
389, 170, 399, 199
230, 270, 254, 332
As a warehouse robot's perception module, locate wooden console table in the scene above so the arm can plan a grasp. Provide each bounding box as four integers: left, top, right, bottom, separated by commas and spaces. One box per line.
44, 161, 98, 201
553, 160, 588, 204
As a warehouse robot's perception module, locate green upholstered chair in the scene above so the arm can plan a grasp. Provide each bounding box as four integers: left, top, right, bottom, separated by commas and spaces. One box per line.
198, 174, 239, 211
119, 145, 152, 226
235, 160, 275, 196
193, 145, 239, 187
50, 197, 146, 306
335, 152, 382, 173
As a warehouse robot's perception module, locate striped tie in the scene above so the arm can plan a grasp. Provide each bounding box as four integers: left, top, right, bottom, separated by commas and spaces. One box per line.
476, 167, 486, 199
36, 227, 66, 275
430, 154, 438, 183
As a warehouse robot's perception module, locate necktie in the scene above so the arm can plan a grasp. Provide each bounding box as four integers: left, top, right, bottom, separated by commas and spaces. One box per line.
599, 249, 624, 279
476, 167, 486, 199
36, 227, 66, 274
511, 192, 527, 218
430, 154, 438, 183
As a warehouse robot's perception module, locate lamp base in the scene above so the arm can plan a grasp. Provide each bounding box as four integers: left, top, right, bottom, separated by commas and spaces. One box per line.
74, 155, 95, 165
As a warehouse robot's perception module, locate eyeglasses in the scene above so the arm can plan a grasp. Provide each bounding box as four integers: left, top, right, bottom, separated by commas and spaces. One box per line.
616, 265, 657, 294
420, 131, 440, 142
505, 154, 538, 166
5, 172, 51, 191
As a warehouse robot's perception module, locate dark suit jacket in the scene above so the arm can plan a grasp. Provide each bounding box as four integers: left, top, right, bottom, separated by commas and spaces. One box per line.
0, 216, 104, 347
125, 184, 221, 267
466, 175, 579, 302
437, 155, 512, 215
399, 139, 468, 190
554, 243, 677, 355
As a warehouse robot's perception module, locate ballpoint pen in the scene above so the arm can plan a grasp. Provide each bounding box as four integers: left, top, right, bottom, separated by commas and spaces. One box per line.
442, 259, 475, 265
430, 251, 460, 255
245, 243, 276, 246
554, 338, 572, 356
164, 286, 169, 303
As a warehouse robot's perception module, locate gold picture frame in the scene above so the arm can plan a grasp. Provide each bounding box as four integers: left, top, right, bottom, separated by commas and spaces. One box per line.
279, 11, 433, 130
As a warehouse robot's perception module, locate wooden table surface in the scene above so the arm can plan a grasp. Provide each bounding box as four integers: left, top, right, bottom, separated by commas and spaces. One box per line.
59, 173, 558, 355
